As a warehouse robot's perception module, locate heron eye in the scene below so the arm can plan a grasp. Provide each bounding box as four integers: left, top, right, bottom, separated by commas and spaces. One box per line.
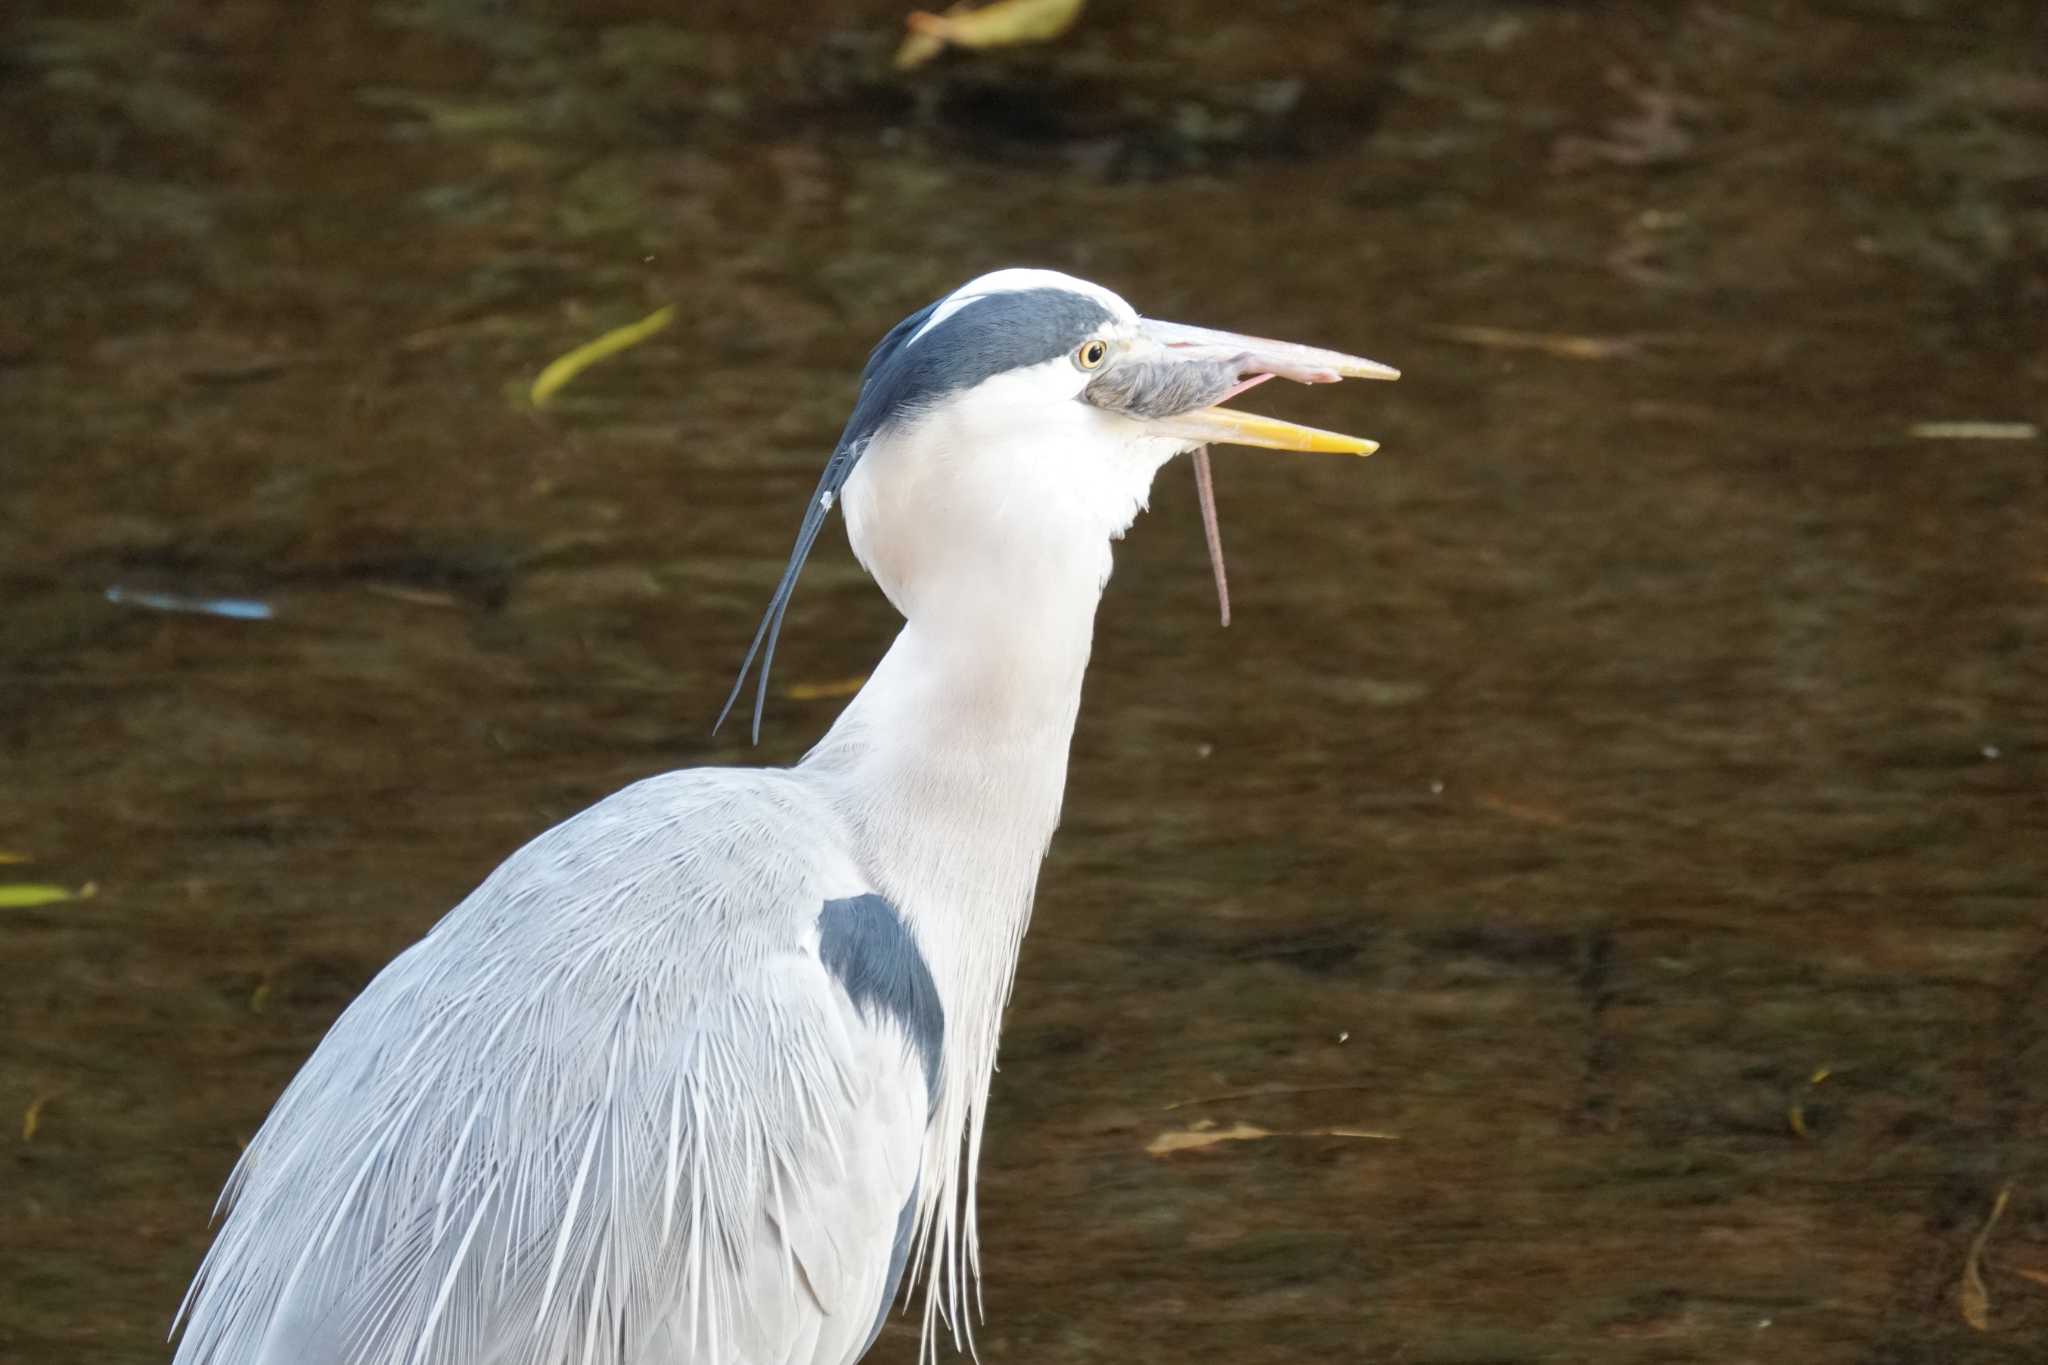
1074, 339, 1109, 371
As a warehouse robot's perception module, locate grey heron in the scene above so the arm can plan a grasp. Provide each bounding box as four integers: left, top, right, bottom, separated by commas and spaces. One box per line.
173, 268, 1397, 1365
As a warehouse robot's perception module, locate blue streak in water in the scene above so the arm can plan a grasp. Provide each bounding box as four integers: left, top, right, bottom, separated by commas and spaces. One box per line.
105, 586, 275, 621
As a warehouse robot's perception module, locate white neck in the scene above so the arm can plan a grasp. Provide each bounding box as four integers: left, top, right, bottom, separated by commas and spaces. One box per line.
796, 547, 1105, 1344
789, 359, 1178, 1343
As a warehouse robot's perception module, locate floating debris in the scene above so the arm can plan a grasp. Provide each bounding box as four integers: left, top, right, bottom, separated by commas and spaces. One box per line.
1788, 1064, 1833, 1138
106, 586, 273, 620
1909, 421, 2038, 441
1430, 324, 1644, 361
1960, 1182, 2013, 1330
363, 583, 465, 610
22, 1093, 53, 1143
0, 881, 95, 909
530, 305, 675, 407
896, 0, 1087, 70
1147, 1118, 1398, 1156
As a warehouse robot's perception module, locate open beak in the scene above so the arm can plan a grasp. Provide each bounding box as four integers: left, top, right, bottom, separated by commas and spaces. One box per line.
1135, 318, 1399, 455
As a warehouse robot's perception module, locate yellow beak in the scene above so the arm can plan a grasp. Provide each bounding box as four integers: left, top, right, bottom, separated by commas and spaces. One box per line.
1153, 404, 1379, 456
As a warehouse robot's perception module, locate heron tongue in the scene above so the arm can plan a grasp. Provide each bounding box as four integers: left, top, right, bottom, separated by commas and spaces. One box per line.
1215, 372, 1277, 405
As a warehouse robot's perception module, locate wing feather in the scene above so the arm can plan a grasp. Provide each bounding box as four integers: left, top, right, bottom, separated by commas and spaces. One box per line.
175, 769, 928, 1365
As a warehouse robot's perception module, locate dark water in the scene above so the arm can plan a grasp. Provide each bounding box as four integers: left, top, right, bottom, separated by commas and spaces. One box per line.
4, 2, 2045, 1361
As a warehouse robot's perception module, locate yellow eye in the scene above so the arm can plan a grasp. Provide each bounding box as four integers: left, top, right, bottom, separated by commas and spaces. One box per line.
1075, 339, 1109, 371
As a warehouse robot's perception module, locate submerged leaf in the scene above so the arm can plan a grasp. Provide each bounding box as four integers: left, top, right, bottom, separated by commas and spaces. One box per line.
530, 305, 675, 407
1148, 1120, 1274, 1155
1961, 1183, 2013, 1330
0, 882, 93, 908
22, 1093, 52, 1142
1910, 421, 2038, 441
1431, 324, 1641, 361
1147, 1120, 1397, 1156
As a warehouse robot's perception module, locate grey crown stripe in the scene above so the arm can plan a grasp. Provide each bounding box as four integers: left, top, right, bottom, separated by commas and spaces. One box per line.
838, 287, 1117, 454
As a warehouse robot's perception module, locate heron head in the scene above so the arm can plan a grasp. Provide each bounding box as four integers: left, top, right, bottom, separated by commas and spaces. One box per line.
718, 268, 1396, 739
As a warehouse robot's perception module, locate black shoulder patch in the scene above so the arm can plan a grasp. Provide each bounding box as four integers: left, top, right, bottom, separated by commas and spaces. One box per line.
818, 895, 945, 1105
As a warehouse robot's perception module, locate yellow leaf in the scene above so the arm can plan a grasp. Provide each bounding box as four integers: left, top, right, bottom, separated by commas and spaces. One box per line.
530, 306, 675, 407
893, 22, 950, 69
0, 883, 88, 908
898, 0, 1086, 66
22, 1093, 51, 1143
0, 852, 30, 865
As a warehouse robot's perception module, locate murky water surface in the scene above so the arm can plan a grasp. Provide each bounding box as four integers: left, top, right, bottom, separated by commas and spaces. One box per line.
4, 2, 2045, 1361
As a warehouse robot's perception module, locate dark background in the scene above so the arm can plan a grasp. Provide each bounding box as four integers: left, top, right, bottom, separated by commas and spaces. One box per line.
3, 2, 2044, 1361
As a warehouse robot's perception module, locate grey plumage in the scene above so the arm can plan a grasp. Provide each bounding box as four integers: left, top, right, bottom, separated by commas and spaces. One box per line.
174, 771, 926, 1365
859, 1195, 919, 1360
